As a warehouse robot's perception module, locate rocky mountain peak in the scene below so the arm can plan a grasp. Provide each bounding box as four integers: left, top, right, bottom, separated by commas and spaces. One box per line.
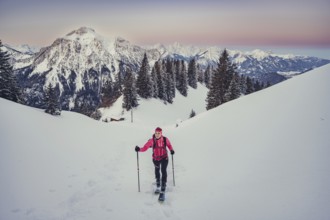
66, 27, 96, 37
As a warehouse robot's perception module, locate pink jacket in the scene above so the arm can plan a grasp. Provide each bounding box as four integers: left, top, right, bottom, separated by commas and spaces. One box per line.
140, 136, 174, 161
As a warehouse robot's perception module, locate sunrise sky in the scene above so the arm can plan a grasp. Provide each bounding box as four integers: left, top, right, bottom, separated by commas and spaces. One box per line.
0, 0, 329, 49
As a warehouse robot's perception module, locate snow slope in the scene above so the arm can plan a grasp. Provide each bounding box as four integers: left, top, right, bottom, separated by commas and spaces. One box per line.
1, 65, 330, 220
99, 85, 209, 127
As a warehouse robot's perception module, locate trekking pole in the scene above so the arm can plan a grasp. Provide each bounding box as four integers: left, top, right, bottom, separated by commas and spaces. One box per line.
137, 150, 140, 192
171, 154, 175, 186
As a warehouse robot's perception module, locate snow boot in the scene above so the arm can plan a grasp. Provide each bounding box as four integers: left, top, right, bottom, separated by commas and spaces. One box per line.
158, 191, 165, 202
154, 186, 161, 194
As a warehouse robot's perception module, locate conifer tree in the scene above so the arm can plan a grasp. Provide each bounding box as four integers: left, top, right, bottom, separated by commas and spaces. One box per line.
239, 75, 247, 95
165, 57, 175, 77
163, 58, 176, 103
197, 64, 204, 84
101, 77, 116, 107
74, 89, 99, 117
246, 76, 254, 95
204, 65, 212, 89
136, 53, 153, 99
164, 71, 175, 103
224, 73, 241, 102
254, 80, 262, 92
115, 60, 126, 92
174, 59, 181, 89
0, 40, 21, 103
222, 53, 236, 103
206, 68, 222, 110
166, 58, 176, 99
122, 68, 139, 111
150, 65, 158, 98
44, 84, 61, 115
206, 49, 235, 110
154, 61, 167, 102
187, 58, 197, 89
177, 60, 188, 97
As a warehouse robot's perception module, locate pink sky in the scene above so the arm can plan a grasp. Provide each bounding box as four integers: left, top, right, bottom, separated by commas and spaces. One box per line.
0, 0, 329, 47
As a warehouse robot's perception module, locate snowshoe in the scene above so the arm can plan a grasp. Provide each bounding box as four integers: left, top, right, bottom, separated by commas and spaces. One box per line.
158, 192, 165, 202
154, 187, 161, 194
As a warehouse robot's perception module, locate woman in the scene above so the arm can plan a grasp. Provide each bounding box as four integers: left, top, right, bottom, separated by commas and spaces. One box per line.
135, 127, 175, 195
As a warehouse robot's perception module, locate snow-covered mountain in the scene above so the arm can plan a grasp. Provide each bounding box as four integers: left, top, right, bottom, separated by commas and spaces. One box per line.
151, 43, 329, 83
3, 27, 329, 110
9, 44, 40, 55
8, 27, 162, 109
1, 64, 329, 220
1, 44, 36, 69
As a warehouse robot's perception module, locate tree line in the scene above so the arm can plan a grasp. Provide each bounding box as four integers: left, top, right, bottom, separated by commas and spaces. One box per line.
120, 50, 269, 112
1, 39, 268, 118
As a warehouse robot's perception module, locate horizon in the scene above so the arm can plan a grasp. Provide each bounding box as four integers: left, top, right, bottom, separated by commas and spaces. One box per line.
4, 27, 330, 60
1, 0, 329, 49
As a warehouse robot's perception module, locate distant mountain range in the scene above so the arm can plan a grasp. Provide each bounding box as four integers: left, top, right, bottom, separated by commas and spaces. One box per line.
2, 27, 329, 110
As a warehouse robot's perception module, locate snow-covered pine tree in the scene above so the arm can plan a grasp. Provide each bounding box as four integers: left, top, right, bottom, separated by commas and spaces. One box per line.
206, 49, 234, 110
177, 60, 188, 97
204, 65, 212, 89
101, 77, 115, 107
187, 58, 197, 89
239, 75, 247, 95
0, 40, 21, 103
224, 73, 241, 102
74, 89, 99, 117
246, 77, 254, 95
165, 57, 175, 77
221, 51, 236, 104
174, 59, 181, 89
136, 53, 153, 99
122, 68, 139, 111
150, 65, 158, 98
154, 61, 167, 102
166, 58, 176, 99
197, 64, 204, 84
163, 58, 176, 103
44, 83, 61, 115
254, 80, 262, 92
164, 71, 175, 104
115, 60, 126, 92
111, 63, 127, 105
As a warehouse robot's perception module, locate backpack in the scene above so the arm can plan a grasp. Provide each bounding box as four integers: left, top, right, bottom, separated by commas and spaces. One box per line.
152, 135, 168, 160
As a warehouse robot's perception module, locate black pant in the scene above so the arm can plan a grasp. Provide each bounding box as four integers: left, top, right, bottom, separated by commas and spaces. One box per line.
153, 158, 168, 190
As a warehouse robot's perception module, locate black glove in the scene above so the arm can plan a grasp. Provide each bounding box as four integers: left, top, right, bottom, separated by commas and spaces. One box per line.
135, 146, 140, 152
170, 150, 175, 155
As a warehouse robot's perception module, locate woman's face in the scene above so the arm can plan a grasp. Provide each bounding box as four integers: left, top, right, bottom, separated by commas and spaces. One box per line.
155, 131, 162, 139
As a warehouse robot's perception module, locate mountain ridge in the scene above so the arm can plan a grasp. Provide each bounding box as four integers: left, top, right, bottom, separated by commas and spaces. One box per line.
2, 27, 329, 111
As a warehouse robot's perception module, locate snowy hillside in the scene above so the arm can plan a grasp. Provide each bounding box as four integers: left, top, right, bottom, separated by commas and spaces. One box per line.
99, 84, 209, 127
1, 64, 330, 220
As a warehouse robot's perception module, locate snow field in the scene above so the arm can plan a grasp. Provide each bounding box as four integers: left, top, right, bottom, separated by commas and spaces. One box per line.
1, 64, 330, 220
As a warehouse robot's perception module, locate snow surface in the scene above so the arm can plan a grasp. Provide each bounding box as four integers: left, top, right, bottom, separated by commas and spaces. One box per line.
1, 65, 330, 220
99, 85, 209, 127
